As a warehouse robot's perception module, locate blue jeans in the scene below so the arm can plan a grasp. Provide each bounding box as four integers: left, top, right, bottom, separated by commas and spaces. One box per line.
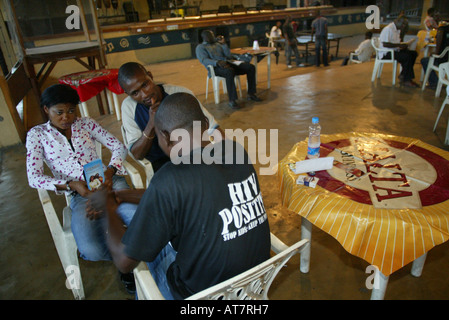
421, 57, 438, 86
70, 175, 138, 261
286, 42, 301, 66
146, 244, 177, 300
315, 35, 328, 66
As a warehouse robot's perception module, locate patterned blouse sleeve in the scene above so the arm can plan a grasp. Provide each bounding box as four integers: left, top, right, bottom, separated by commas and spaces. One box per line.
85, 118, 128, 175
25, 128, 65, 192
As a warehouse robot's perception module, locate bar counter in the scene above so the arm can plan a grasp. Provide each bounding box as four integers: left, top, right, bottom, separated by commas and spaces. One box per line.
122, 6, 337, 35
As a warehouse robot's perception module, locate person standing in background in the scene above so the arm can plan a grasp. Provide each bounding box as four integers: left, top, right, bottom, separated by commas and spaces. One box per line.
311, 10, 329, 67
283, 15, 302, 68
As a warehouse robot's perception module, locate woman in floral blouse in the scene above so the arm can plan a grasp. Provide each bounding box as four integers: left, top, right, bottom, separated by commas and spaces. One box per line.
26, 84, 138, 263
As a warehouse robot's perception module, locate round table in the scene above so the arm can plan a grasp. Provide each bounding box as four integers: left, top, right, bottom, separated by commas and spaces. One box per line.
278, 132, 449, 299
59, 69, 124, 120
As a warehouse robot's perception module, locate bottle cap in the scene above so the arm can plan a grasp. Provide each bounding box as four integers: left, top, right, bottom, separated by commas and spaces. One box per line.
312, 117, 319, 124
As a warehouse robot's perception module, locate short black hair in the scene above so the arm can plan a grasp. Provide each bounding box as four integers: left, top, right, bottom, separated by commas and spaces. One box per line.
40, 84, 80, 109
155, 92, 206, 134
201, 30, 214, 42
118, 62, 148, 90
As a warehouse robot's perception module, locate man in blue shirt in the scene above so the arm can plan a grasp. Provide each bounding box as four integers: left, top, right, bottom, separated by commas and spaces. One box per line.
311, 10, 329, 67
196, 30, 261, 109
118, 62, 219, 171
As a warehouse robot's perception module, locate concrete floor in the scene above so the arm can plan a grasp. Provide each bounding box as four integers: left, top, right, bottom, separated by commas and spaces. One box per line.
1, 35, 449, 300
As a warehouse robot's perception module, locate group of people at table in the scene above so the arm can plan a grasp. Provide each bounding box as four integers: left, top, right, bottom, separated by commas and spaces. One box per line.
24, 7, 446, 300
270, 7, 445, 90
25, 60, 270, 299
343, 7, 445, 89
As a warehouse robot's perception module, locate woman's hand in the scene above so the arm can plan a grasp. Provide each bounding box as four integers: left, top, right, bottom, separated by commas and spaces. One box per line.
69, 180, 92, 198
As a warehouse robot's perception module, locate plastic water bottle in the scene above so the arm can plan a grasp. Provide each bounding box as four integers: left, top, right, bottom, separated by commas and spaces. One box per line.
307, 117, 321, 160
307, 117, 321, 176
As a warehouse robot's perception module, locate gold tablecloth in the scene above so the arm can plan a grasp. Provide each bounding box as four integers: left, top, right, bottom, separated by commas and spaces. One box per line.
279, 133, 449, 276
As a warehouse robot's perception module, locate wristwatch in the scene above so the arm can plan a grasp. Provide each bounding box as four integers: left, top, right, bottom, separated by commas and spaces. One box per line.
66, 181, 72, 191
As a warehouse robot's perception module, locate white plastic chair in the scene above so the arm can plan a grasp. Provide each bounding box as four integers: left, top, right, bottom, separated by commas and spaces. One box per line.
121, 125, 155, 188
348, 52, 362, 64
205, 64, 242, 104
433, 83, 449, 144
36, 141, 144, 299
77, 89, 122, 121
421, 46, 449, 96
435, 59, 449, 98
371, 37, 399, 85
133, 233, 309, 300
266, 32, 274, 48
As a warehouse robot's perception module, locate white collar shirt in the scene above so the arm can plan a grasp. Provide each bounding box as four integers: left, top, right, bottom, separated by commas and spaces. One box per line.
355, 39, 375, 62
379, 22, 401, 58
26, 117, 127, 193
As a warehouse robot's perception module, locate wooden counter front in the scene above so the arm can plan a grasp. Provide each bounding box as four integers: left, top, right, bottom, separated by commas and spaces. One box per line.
127, 6, 337, 35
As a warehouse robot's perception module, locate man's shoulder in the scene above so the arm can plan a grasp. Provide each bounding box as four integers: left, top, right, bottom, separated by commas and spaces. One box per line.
121, 96, 138, 114
163, 84, 193, 95
122, 96, 137, 108
380, 25, 390, 36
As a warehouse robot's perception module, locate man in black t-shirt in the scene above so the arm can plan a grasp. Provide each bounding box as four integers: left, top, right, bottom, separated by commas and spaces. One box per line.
95, 92, 271, 299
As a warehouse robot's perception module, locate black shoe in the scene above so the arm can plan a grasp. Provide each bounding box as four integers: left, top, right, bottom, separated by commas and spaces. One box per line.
119, 272, 136, 294
247, 94, 262, 102
228, 100, 241, 109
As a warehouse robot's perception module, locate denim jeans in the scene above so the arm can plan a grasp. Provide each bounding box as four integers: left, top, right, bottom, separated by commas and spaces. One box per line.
315, 35, 328, 66
286, 43, 301, 66
146, 244, 177, 300
421, 57, 438, 86
70, 175, 138, 261
213, 62, 256, 102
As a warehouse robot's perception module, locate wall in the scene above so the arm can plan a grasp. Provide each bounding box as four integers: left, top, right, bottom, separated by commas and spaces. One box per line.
0, 93, 21, 148
0, 4, 369, 148
103, 6, 368, 64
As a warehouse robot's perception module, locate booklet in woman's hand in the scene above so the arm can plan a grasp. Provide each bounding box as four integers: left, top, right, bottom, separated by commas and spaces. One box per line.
83, 159, 104, 190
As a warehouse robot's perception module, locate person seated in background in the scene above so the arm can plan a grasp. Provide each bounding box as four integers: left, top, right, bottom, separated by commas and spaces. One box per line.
270, 21, 283, 50
118, 62, 220, 172
341, 31, 374, 66
89, 92, 271, 299
196, 29, 262, 109
421, 23, 449, 90
397, 10, 409, 41
424, 7, 439, 31
25, 84, 138, 293
379, 15, 418, 88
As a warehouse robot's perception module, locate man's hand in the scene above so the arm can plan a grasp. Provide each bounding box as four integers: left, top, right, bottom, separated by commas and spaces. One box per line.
103, 167, 115, 189
217, 60, 229, 68
86, 186, 118, 221
216, 35, 225, 44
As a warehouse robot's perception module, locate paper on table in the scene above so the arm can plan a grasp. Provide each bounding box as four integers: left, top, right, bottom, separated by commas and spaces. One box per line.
228, 60, 244, 66
290, 157, 334, 174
